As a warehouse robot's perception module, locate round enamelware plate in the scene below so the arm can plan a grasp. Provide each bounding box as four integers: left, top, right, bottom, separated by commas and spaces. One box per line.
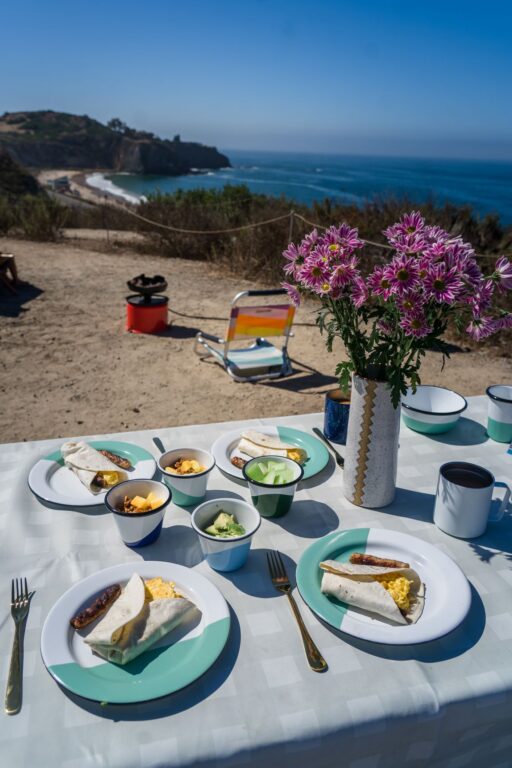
211, 426, 329, 481
41, 561, 230, 703
296, 528, 471, 645
28, 440, 157, 507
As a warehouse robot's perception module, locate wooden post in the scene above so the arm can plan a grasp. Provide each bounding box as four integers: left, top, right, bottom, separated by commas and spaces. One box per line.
288, 210, 295, 243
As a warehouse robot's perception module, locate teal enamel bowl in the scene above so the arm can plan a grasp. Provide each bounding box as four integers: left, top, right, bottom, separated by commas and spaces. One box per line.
401, 386, 467, 434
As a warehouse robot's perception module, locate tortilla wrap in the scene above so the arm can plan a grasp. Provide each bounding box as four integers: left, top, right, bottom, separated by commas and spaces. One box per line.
238, 431, 307, 463
320, 559, 425, 625
61, 441, 128, 494
84, 573, 198, 665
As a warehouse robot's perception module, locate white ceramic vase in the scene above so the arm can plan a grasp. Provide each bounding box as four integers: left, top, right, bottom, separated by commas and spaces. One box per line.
343, 374, 400, 508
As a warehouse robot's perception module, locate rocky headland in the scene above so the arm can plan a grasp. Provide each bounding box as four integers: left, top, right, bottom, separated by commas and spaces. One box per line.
0, 110, 230, 175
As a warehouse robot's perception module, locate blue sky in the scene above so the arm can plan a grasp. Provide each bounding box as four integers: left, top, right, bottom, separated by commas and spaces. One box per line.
2, 0, 512, 158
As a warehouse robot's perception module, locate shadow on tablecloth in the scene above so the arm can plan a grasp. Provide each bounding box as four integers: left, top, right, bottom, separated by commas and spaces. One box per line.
416, 416, 489, 446
216, 548, 298, 599
268, 499, 339, 538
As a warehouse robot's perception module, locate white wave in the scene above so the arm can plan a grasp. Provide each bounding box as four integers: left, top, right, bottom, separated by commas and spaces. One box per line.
86, 173, 142, 205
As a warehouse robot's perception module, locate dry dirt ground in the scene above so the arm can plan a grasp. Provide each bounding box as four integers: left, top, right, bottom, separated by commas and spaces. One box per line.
1, 233, 511, 443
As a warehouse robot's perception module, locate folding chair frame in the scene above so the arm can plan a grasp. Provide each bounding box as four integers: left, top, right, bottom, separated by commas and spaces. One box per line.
194, 289, 294, 382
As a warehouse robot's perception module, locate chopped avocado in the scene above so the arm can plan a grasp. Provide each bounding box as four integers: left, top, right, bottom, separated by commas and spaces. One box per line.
204, 510, 246, 538
214, 512, 235, 529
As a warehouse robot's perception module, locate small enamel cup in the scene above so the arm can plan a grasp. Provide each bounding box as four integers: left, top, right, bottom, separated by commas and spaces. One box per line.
486, 385, 512, 443
323, 388, 351, 444
242, 456, 304, 518
433, 461, 511, 539
105, 479, 171, 547
191, 498, 261, 572
159, 448, 215, 507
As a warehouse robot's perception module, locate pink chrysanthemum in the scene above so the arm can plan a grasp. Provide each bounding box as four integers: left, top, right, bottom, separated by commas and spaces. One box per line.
377, 319, 394, 335
322, 224, 364, 253
281, 281, 301, 307
351, 276, 368, 308
297, 253, 331, 292
367, 266, 395, 300
494, 314, 512, 330
385, 211, 425, 237
466, 316, 497, 341
399, 310, 432, 338
397, 291, 425, 314
423, 224, 450, 244
424, 263, 464, 304
384, 254, 420, 294
282, 242, 305, 279
494, 256, 512, 291
301, 229, 319, 252
384, 212, 427, 253
467, 279, 495, 316
330, 258, 358, 290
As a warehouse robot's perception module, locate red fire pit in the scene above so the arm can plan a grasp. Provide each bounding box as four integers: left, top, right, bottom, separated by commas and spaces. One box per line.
126, 275, 168, 334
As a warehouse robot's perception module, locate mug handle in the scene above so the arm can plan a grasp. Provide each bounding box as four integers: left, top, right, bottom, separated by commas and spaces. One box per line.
489, 481, 511, 523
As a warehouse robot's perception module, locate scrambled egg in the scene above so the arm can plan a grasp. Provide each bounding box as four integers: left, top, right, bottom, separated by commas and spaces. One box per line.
166, 459, 205, 475
376, 574, 413, 612
100, 471, 120, 487
287, 449, 304, 464
127, 492, 163, 512
144, 577, 182, 601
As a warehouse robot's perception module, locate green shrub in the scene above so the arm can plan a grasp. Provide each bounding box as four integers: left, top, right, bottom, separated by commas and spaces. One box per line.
16, 195, 68, 241
0, 195, 14, 235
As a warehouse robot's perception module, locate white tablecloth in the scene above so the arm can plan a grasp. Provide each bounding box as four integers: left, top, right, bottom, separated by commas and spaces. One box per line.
1, 397, 511, 768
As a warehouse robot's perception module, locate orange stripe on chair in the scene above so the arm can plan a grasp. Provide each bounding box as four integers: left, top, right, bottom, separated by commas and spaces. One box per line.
227, 305, 295, 341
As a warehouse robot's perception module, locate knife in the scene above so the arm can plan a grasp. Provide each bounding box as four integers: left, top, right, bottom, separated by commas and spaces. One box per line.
312, 427, 345, 468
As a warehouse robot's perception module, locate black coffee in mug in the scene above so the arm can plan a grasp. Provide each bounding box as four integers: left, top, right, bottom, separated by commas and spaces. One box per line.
442, 464, 493, 489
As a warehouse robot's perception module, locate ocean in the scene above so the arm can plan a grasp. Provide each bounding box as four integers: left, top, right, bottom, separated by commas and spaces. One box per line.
90, 150, 512, 224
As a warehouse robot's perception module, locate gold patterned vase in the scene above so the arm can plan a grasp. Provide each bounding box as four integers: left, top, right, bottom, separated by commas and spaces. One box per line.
343, 374, 400, 508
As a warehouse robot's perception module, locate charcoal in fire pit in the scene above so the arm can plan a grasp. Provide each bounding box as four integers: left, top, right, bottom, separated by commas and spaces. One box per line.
127, 274, 168, 298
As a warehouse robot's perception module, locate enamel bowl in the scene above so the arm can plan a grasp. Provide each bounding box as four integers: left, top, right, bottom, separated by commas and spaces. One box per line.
191, 498, 261, 572
401, 386, 467, 434
159, 448, 215, 507
105, 478, 171, 547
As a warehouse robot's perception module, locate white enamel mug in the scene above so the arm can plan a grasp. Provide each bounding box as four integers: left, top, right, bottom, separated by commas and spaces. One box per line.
433, 461, 511, 539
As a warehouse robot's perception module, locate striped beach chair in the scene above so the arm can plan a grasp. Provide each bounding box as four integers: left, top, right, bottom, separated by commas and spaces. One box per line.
194, 289, 295, 382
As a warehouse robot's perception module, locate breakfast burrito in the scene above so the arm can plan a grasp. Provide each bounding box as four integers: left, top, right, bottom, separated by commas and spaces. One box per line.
320, 554, 425, 625
84, 573, 198, 665
237, 430, 307, 464
61, 441, 128, 494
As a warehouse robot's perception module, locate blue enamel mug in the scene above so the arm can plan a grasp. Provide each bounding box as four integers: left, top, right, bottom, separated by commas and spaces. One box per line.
324, 388, 351, 444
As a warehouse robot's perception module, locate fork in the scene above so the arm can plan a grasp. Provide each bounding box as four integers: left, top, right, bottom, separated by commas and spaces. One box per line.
5, 578, 31, 715
267, 551, 327, 672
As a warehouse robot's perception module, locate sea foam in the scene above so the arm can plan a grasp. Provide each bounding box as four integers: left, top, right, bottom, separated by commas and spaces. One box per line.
86, 173, 142, 205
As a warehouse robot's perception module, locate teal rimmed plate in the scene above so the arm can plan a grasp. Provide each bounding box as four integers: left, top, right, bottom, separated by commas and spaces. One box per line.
296, 529, 471, 645
28, 440, 157, 507
41, 561, 230, 703
211, 425, 329, 482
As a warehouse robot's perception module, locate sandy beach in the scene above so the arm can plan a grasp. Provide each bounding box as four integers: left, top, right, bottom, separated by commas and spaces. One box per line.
37, 169, 133, 207
1, 232, 510, 444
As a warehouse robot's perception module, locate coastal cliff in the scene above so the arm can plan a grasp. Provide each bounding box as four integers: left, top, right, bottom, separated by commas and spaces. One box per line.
0, 111, 230, 175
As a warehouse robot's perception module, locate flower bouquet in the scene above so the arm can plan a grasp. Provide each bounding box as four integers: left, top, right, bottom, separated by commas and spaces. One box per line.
283, 211, 512, 507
